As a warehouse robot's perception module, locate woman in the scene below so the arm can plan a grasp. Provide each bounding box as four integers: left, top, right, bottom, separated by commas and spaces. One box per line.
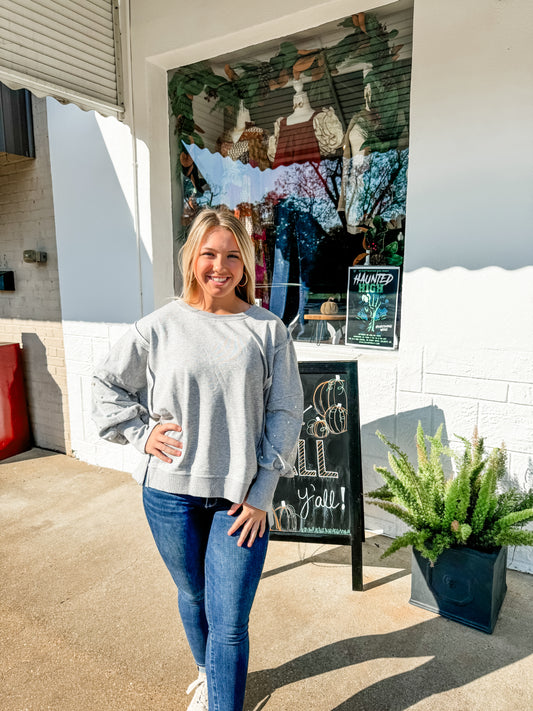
92, 208, 304, 711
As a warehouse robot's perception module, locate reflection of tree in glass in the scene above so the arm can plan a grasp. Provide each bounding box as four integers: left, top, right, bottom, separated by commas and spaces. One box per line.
356, 293, 389, 332
347, 149, 408, 225
265, 159, 343, 235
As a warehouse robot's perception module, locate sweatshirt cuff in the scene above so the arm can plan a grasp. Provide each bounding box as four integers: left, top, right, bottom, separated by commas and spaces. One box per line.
245, 467, 281, 512
117, 417, 158, 454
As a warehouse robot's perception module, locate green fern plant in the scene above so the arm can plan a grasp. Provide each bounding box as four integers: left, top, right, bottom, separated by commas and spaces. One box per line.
367, 423, 533, 564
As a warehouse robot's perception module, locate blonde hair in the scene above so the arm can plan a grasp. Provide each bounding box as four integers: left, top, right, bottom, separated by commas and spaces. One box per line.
180, 208, 256, 306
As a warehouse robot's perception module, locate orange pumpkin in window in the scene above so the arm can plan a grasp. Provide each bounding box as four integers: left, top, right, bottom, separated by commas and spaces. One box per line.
320, 297, 339, 315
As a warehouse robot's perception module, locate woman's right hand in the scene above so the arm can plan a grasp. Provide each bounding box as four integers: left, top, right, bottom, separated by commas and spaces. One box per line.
145, 422, 183, 463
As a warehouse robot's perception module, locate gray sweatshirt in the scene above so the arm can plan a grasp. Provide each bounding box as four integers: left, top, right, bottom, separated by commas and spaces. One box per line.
92, 300, 304, 511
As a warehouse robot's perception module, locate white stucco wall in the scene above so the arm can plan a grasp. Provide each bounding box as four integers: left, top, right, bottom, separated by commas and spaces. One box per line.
47, 98, 145, 324
406, 0, 533, 271
47, 98, 147, 473
49, 0, 533, 572
397, 0, 533, 571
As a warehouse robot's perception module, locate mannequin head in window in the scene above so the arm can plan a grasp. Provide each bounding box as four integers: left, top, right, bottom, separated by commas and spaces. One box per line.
292, 79, 311, 112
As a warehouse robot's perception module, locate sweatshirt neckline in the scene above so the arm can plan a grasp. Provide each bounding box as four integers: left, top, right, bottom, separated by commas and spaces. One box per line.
176, 299, 257, 320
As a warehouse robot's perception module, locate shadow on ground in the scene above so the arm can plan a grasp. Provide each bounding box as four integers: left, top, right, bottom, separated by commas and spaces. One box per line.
248, 538, 533, 711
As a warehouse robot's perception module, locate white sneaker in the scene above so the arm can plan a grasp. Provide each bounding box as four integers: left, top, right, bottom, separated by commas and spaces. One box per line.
186, 674, 209, 711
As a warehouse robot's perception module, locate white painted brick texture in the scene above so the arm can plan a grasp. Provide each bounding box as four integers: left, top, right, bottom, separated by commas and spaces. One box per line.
62, 303, 533, 573
0, 96, 70, 454
63, 320, 134, 474
362, 268, 533, 574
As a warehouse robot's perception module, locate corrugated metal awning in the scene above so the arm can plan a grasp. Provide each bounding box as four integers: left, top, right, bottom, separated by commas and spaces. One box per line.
0, 0, 123, 118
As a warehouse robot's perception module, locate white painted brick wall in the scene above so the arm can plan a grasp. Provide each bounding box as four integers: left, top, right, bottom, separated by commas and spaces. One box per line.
424, 374, 509, 402
424, 347, 533, 384
63, 303, 533, 574
509, 384, 533, 406
53, 275, 532, 582
0, 95, 70, 453
478, 402, 533, 453
397, 346, 423, 392
63, 319, 147, 476
358, 357, 398, 424
358, 266, 533, 573
508, 452, 533, 492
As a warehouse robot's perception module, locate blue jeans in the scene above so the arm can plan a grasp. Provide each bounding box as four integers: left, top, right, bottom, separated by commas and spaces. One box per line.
142, 487, 269, 711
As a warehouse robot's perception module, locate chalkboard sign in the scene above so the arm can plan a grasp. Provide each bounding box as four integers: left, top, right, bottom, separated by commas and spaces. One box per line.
346, 266, 400, 349
270, 361, 364, 590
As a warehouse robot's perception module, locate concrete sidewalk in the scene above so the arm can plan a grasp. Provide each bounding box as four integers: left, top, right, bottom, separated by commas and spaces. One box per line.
1, 449, 532, 711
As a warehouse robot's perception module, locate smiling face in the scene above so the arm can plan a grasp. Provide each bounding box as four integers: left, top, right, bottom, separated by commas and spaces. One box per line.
193, 226, 244, 308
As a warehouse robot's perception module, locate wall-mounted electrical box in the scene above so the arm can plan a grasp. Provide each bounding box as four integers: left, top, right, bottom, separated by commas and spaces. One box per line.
23, 250, 47, 263
0, 271, 15, 290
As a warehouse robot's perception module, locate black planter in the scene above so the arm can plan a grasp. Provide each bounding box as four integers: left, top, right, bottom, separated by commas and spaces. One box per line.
410, 546, 507, 634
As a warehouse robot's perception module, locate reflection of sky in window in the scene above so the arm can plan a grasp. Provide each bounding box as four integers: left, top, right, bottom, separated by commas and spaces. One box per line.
184, 143, 342, 231
185, 142, 408, 234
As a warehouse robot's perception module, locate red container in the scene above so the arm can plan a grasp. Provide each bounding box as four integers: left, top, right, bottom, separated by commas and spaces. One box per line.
0, 343, 32, 460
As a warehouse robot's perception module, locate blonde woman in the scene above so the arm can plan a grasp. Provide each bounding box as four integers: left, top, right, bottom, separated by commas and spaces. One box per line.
92, 208, 303, 711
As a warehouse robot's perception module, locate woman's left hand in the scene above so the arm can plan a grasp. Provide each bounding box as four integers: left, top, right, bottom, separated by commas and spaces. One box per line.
227, 502, 267, 548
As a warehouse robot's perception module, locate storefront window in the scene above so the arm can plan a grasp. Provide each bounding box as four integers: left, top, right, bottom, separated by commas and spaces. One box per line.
168, 4, 413, 345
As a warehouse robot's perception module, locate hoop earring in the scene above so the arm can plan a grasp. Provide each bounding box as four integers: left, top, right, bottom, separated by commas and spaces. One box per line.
239, 272, 248, 287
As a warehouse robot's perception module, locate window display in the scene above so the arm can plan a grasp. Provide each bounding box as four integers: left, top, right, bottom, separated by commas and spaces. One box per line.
168, 6, 413, 344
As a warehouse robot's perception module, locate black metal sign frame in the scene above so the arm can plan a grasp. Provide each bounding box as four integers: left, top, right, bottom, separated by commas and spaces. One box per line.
346, 265, 401, 350
270, 360, 364, 591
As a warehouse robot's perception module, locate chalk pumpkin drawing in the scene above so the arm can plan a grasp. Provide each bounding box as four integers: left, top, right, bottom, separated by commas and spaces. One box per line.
272, 374, 349, 533
270, 361, 364, 592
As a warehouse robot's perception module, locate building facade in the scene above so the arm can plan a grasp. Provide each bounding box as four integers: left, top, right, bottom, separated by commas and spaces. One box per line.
1, 0, 532, 571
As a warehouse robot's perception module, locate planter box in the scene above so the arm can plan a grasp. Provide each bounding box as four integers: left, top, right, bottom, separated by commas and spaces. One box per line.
410, 546, 507, 634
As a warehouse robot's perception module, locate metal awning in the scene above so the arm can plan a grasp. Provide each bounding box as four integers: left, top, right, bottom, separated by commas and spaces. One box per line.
0, 0, 124, 118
